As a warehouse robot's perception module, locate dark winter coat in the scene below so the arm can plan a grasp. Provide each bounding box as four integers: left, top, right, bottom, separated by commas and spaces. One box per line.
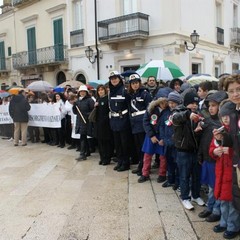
108, 82, 130, 131
172, 105, 201, 152
95, 95, 112, 140
127, 87, 152, 134
72, 95, 95, 135
197, 115, 222, 164
143, 98, 165, 138
9, 94, 31, 122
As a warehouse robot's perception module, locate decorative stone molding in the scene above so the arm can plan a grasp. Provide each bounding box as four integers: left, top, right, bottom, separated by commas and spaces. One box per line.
20, 14, 38, 23
46, 4, 66, 14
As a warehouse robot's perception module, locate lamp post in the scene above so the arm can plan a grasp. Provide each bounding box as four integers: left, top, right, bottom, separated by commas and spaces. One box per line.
84, 0, 100, 79
184, 30, 200, 51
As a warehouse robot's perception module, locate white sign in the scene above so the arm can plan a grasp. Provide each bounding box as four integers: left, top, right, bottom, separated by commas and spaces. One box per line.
28, 103, 61, 128
0, 103, 13, 124
0, 103, 61, 128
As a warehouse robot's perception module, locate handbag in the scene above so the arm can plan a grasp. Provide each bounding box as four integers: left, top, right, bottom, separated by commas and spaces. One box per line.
88, 107, 97, 123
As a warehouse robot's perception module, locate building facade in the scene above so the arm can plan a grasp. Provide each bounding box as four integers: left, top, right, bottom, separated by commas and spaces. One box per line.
0, 0, 240, 88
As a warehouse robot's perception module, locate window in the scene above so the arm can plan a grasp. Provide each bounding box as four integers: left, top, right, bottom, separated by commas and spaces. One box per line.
0, 41, 6, 70
8, 47, 11, 56
53, 18, 64, 61
215, 62, 222, 77
73, 0, 83, 31
123, 0, 137, 14
232, 63, 239, 73
233, 4, 238, 28
192, 63, 201, 74
216, 1, 222, 28
27, 27, 37, 65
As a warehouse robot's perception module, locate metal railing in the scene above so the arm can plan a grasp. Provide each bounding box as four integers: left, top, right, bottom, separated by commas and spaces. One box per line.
98, 12, 149, 42
216, 27, 224, 45
230, 27, 240, 45
0, 57, 11, 71
70, 29, 84, 48
12, 44, 68, 69
12, 0, 31, 5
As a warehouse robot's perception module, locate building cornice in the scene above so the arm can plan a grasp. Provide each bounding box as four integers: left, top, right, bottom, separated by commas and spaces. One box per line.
46, 4, 66, 14
20, 14, 38, 23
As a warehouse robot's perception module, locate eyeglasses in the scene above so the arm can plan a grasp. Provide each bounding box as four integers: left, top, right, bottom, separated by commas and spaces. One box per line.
228, 87, 240, 95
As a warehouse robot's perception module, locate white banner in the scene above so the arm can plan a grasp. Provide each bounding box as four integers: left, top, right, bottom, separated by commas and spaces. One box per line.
0, 103, 61, 128
28, 103, 61, 128
0, 103, 13, 124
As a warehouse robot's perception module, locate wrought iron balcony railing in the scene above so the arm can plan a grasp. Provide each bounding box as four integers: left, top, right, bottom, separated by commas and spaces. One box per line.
12, 45, 68, 69
216, 27, 224, 45
98, 12, 149, 42
230, 28, 240, 46
70, 29, 84, 48
0, 57, 11, 72
12, 0, 32, 5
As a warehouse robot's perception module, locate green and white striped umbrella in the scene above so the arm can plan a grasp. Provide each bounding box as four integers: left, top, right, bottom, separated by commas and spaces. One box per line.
136, 60, 184, 82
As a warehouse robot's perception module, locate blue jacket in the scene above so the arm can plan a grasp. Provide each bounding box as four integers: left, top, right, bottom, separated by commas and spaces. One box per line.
159, 107, 175, 147
128, 87, 152, 134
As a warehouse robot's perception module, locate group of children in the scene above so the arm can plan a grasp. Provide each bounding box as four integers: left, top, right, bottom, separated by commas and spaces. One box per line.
135, 78, 240, 239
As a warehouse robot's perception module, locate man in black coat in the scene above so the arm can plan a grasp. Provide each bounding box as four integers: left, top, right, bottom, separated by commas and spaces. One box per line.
9, 90, 31, 146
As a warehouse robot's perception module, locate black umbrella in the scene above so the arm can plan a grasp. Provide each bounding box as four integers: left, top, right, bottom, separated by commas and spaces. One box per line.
121, 70, 137, 77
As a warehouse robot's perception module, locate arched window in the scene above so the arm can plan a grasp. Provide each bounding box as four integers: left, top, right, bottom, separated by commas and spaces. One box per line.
56, 71, 66, 85
76, 74, 86, 84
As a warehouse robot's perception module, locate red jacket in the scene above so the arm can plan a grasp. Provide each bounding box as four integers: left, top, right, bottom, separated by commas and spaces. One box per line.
209, 138, 233, 201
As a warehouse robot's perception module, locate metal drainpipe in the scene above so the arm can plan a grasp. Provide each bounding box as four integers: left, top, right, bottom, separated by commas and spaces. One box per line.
94, 0, 100, 80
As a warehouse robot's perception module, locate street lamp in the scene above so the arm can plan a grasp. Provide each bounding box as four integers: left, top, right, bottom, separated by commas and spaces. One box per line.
184, 30, 200, 51
85, 46, 96, 64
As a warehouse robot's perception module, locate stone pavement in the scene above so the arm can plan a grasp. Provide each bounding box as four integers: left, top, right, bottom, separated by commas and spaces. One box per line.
0, 138, 238, 240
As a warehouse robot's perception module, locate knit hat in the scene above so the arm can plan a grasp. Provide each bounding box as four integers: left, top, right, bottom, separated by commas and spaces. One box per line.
219, 101, 235, 117
167, 92, 182, 104
205, 91, 228, 104
155, 87, 172, 99
183, 91, 199, 106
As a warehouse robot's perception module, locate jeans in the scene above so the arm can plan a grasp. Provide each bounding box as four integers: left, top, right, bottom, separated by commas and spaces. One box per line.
176, 151, 201, 200
220, 201, 240, 232
207, 186, 221, 215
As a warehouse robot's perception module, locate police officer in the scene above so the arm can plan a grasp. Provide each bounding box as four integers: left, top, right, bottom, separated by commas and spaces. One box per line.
108, 71, 131, 172
127, 74, 152, 175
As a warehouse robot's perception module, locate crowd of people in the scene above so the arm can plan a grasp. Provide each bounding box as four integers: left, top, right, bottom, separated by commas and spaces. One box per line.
0, 72, 240, 239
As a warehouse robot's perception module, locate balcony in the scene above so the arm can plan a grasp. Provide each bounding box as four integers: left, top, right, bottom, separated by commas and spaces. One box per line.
12, 0, 38, 7
70, 29, 84, 48
98, 12, 149, 43
0, 57, 11, 72
12, 45, 68, 69
216, 27, 224, 45
230, 28, 240, 46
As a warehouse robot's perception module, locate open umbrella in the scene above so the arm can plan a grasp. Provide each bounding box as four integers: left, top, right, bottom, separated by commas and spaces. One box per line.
88, 80, 108, 89
8, 87, 24, 95
0, 90, 10, 98
121, 70, 137, 77
187, 74, 219, 85
53, 87, 65, 93
58, 80, 83, 88
136, 60, 184, 82
27, 80, 53, 92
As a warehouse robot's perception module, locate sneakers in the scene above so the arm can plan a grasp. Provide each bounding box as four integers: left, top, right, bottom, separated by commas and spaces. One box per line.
182, 199, 194, 210
191, 197, 205, 206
